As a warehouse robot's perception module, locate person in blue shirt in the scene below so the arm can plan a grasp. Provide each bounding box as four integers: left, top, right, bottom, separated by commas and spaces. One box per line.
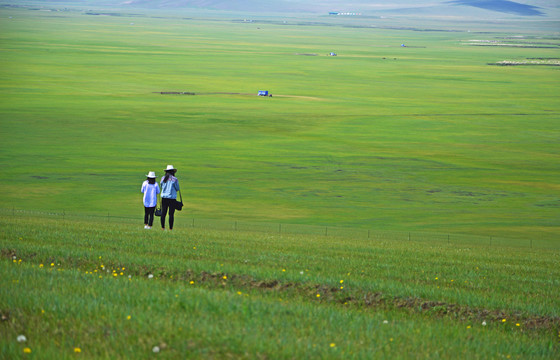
141, 171, 160, 229
160, 165, 180, 230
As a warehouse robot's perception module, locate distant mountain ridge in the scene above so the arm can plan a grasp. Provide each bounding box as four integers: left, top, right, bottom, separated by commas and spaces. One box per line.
448, 0, 544, 16
119, 0, 317, 13
30, 0, 557, 17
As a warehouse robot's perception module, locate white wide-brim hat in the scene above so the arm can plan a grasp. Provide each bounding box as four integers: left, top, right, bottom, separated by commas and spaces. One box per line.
164, 165, 176, 171
146, 171, 156, 178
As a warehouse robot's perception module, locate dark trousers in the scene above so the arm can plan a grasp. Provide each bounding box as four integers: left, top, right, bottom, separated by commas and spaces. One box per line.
144, 206, 155, 226
160, 197, 176, 229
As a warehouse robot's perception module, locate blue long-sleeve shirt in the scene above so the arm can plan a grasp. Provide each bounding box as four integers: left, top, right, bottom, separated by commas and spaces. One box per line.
160, 175, 180, 199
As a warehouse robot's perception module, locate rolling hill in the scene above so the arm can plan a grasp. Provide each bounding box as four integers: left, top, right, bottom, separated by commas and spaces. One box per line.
27, 0, 560, 17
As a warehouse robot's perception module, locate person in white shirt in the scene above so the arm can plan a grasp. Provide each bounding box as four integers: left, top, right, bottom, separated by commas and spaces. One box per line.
141, 171, 160, 229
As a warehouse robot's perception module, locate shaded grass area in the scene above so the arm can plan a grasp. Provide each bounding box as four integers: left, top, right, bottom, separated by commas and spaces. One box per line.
1, 216, 559, 358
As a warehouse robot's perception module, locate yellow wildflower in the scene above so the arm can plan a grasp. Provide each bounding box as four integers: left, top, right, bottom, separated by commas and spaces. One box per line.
23, 347, 31, 353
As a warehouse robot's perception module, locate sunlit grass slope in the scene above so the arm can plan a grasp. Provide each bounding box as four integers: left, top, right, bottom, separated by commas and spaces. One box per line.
1, 215, 559, 358
0, 7, 558, 242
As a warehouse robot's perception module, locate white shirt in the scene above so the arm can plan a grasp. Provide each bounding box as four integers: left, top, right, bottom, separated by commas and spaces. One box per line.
141, 181, 160, 207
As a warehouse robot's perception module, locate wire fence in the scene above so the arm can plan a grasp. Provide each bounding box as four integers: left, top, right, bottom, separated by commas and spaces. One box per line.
2, 208, 558, 250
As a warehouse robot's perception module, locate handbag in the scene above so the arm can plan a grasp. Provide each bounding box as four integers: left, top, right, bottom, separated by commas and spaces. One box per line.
155, 197, 162, 216
175, 190, 184, 211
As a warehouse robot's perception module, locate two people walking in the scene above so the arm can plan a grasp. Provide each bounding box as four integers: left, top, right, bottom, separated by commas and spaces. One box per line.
140, 165, 182, 230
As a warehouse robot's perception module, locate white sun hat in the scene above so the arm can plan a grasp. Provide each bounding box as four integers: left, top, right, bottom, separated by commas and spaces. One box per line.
146, 171, 156, 178
164, 165, 176, 171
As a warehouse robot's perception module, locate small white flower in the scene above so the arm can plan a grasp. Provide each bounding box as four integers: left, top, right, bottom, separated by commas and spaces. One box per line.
482, 321, 487, 326
152, 346, 160, 353
128, 275, 132, 279
17, 335, 27, 342
300, 271, 304, 275
148, 274, 154, 279
383, 320, 389, 324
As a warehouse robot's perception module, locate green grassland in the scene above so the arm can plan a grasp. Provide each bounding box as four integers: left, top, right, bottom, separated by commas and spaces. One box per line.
0, 10, 560, 239
0, 6, 558, 242
0, 6, 559, 358
1, 215, 559, 358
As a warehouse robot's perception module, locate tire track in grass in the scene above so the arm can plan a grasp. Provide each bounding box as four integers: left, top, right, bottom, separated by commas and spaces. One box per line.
24, 251, 553, 334
3, 251, 559, 333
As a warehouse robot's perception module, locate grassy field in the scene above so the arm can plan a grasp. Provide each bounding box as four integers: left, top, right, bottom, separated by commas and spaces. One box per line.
1, 215, 559, 358
0, 4, 559, 358
0, 6, 558, 242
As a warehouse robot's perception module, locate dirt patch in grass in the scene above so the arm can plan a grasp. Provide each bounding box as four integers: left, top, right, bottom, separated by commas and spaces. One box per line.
155, 91, 323, 100
5, 251, 558, 333
169, 268, 560, 333
489, 59, 560, 66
